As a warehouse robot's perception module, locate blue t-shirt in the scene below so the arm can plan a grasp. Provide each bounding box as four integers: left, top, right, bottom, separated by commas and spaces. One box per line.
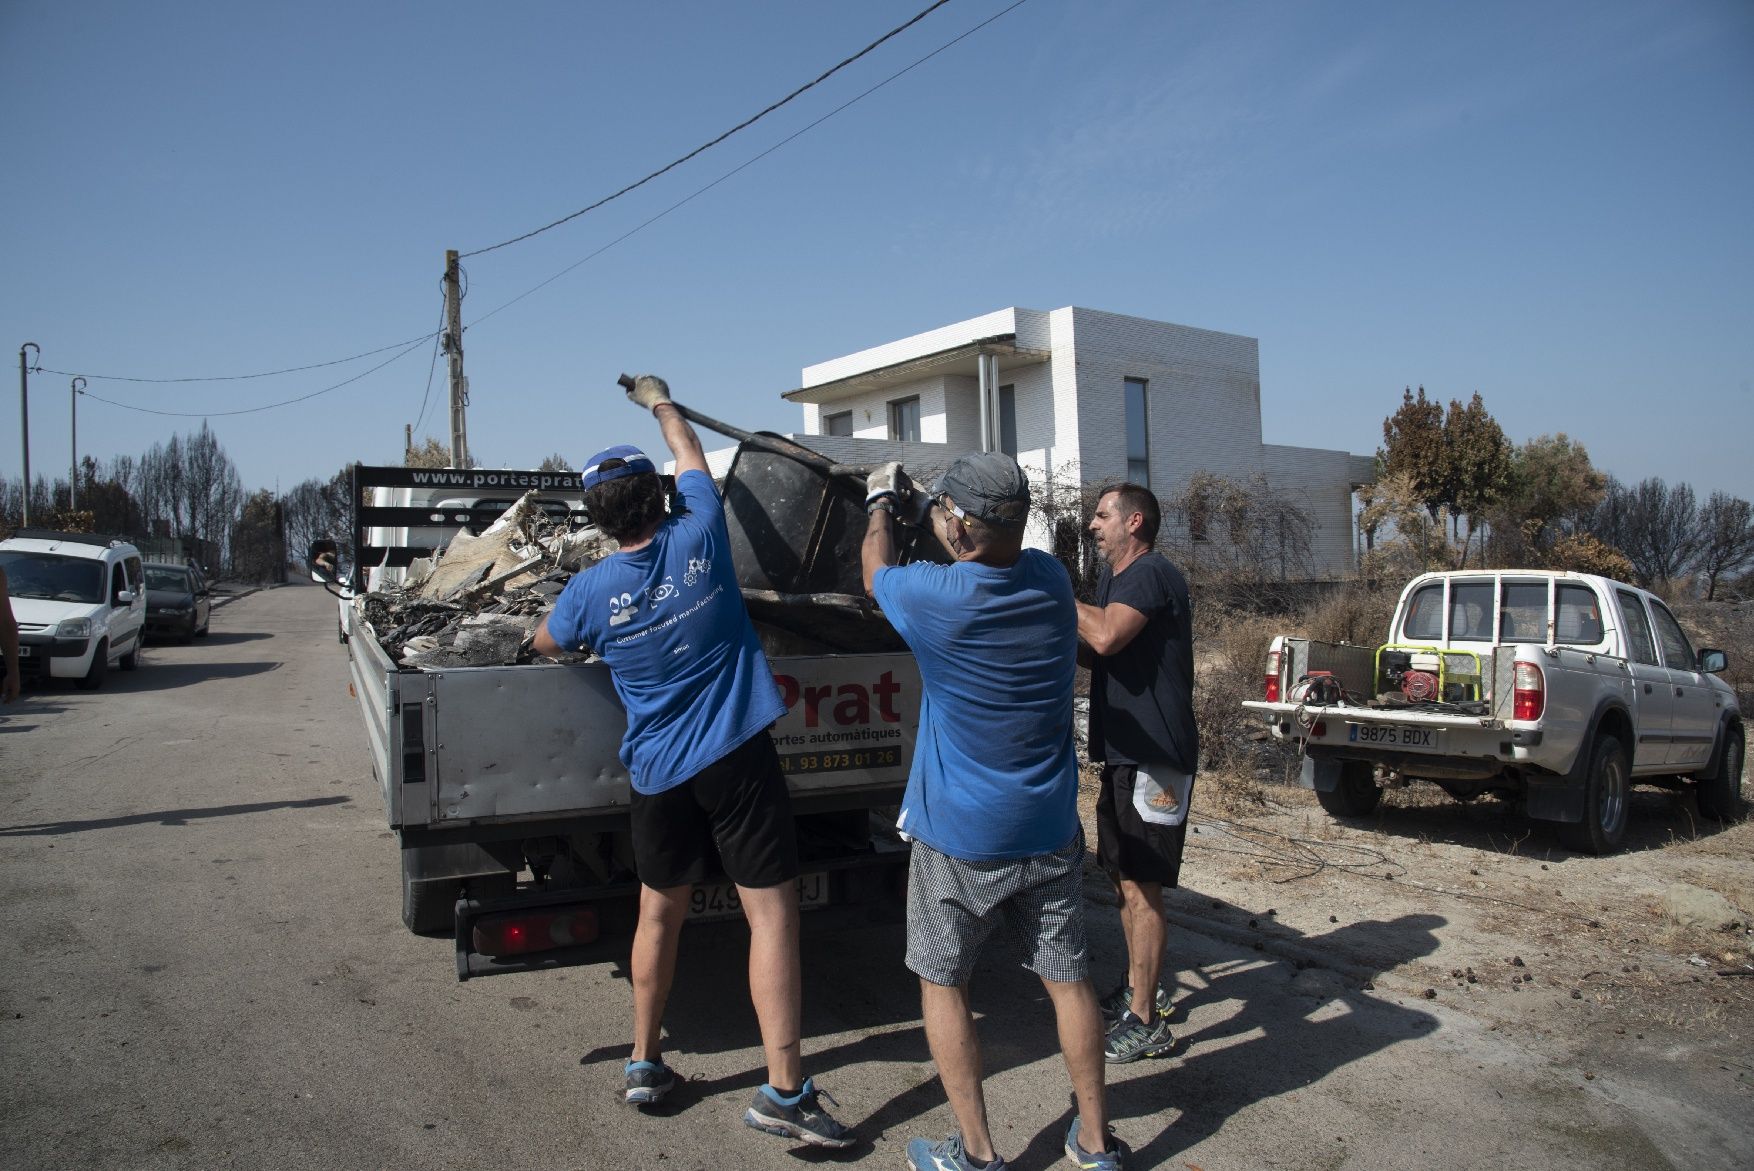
872, 549, 1080, 861
546, 469, 785, 795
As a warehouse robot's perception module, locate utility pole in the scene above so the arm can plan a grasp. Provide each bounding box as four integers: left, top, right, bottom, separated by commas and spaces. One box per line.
70, 376, 85, 512
18, 343, 39, 526
442, 250, 469, 469
404, 422, 412, 462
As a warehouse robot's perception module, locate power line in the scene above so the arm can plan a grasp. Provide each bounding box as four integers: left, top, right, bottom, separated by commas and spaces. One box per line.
467, 0, 1032, 332
412, 286, 450, 435
40, 330, 438, 384
77, 337, 431, 418
460, 0, 955, 259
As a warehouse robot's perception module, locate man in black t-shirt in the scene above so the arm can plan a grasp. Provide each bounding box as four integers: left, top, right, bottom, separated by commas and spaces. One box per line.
1076, 482, 1198, 1065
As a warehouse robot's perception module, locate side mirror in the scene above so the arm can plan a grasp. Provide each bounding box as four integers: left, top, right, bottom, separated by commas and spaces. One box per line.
1698, 648, 1727, 674
308, 538, 341, 584
115, 589, 137, 606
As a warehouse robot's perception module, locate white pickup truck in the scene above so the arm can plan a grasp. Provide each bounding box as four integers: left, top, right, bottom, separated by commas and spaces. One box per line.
1242, 570, 1744, 853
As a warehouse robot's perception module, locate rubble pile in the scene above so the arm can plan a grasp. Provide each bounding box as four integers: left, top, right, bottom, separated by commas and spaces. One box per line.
363, 490, 613, 669
360, 487, 907, 670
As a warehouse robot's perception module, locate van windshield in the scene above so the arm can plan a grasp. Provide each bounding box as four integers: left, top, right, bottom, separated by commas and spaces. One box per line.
0, 551, 106, 604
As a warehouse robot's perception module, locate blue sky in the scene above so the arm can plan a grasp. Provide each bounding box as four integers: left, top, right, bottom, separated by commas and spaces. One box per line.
3, 0, 1750, 500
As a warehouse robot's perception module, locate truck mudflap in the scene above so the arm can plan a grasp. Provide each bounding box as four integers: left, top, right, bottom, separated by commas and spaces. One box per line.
452, 844, 910, 980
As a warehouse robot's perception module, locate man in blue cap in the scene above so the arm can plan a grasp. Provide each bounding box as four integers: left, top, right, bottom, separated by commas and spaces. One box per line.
862, 452, 1122, 1171
535, 375, 851, 1148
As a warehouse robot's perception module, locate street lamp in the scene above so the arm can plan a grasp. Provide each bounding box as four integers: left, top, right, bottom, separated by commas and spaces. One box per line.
70, 376, 86, 512
18, 342, 40, 527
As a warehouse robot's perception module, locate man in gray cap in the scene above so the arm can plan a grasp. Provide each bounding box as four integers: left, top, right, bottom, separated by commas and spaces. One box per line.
862, 452, 1122, 1171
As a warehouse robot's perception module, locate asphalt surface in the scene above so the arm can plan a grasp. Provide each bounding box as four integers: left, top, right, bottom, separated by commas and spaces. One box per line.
1, 581, 1746, 1170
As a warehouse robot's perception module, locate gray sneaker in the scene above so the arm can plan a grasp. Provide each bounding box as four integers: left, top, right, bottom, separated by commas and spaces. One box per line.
1104, 1009, 1174, 1063
1098, 983, 1172, 1024
743, 1077, 855, 1147
623, 1059, 677, 1106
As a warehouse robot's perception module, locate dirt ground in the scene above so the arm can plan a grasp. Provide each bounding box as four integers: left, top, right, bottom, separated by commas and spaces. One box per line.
1077, 769, 1754, 1123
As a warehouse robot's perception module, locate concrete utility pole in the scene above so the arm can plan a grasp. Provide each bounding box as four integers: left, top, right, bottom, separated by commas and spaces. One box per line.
70, 376, 86, 512
442, 250, 469, 469
404, 423, 412, 461
18, 343, 39, 526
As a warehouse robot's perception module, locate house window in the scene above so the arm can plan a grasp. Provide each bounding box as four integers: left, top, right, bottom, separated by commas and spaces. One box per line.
823, 410, 853, 437
1124, 377, 1149, 485
888, 396, 920, 443
998, 384, 1018, 457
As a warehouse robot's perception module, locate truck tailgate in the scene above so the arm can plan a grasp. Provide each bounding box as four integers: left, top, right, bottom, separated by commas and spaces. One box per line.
1241, 700, 1500, 730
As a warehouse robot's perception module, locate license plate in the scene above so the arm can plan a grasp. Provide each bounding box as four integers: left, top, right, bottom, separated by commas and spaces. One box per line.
1348, 723, 1442, 750
17, 646, 31, 658
688, 872, 828, 921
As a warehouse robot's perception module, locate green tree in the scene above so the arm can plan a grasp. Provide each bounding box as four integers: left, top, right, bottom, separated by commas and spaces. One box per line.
1442, 392, 1512, 561
537, 453, 573, 473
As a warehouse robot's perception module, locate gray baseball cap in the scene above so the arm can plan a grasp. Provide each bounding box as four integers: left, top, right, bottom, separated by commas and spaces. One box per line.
933, 451, 1030, 527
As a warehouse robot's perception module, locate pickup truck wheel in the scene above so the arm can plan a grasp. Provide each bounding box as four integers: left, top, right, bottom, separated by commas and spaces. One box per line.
76, 640, 109, 691
1316, 761, 1381, 817
401, 864, 461, 935
1558, 735, 1629, 855
1697, 727, 1745, 822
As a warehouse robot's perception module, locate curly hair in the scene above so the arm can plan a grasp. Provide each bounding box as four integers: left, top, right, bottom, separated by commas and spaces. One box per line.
584, 467, 666, 543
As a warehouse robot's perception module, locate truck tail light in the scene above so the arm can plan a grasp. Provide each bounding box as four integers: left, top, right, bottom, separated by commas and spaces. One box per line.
1265, 648, 1282, 702
472, 905, 600, 957
1513, 662, 1544, 721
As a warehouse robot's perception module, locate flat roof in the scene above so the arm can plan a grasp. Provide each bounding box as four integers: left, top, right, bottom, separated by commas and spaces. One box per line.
782, 334, 1051, 406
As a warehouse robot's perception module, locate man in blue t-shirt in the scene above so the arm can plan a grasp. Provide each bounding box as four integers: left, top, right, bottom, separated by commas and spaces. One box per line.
534, 375, 850, 1148
1077, 481, 1198, 1067
862, 452, 1122, 1171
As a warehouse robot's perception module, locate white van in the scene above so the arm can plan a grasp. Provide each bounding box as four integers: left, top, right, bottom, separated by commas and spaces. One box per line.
0, 530, 147, 690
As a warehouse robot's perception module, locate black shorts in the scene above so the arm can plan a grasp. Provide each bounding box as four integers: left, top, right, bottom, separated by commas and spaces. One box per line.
1095, 763, 1191, 888
629, 731, 800, 891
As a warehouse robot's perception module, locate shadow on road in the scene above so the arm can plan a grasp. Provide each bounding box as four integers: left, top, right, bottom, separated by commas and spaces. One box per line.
578, 902, 1444, 1166
188, 630, 275, 646
104, 661, 284, 691
1322, 785, 1737, 860
0, 795, 351, 837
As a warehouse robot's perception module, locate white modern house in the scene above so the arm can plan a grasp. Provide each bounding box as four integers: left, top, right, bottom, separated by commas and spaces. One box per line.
707, 306, 1375, 576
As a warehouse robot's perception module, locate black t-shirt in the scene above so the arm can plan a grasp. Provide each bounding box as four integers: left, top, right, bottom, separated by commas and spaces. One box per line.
1088, 551, 1198, 772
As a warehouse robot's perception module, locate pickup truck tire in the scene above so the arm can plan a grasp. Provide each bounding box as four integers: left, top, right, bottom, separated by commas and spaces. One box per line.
1316, 761, 1382, 817
1697, 726, 1745, 822
401, 865, 461, 935
1558, 735, 1629, 855
76, 640, 108, 691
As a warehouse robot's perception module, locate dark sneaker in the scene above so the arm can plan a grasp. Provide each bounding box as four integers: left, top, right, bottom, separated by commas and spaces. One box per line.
1098, 983, 1172, 1024
1104, 1009, 1174, 1063
907, 1133, 1010, 1170
1064, 1118, 1125, 1170
623, 1059, 677, 1106
743, 1077, 854, 1148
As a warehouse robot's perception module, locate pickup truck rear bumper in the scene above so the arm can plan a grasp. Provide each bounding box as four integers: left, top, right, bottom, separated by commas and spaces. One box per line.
1243, 699, 1558, 777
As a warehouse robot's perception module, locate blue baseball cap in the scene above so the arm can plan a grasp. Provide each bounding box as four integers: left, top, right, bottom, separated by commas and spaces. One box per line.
581, 444, 656, 491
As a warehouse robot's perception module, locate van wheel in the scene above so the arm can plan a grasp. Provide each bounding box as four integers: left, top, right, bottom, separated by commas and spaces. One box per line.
1559, 735, 1629, 854
120, 644, 139, 670
1316, 761, 1382, 817
1698, 726, 1745, 822
77, 641, 109, 691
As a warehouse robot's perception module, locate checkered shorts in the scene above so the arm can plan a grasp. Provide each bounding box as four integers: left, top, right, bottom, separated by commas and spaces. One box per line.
905, 829, 1090, 987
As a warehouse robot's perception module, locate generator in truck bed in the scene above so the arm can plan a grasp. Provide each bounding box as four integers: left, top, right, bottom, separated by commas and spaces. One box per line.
334, 444, 947, 979
1241, 570, 1743, 854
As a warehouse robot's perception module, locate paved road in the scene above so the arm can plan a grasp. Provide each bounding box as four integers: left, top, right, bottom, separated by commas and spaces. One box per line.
1, 582, 1745, 1170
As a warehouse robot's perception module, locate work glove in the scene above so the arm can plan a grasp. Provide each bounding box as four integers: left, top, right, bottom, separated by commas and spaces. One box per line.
865, 461, 911, 514
625, 374, 672, 411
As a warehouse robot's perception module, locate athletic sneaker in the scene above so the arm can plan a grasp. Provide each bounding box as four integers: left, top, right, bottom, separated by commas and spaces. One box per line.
623, 1059, 677, 1106
1103, 1009, 1174, 1063
906, 1133, 1010, 1171
742, 1077, 854, 1147
1064, 1118, 1125, 1170
1098, 983, 1172, 1024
